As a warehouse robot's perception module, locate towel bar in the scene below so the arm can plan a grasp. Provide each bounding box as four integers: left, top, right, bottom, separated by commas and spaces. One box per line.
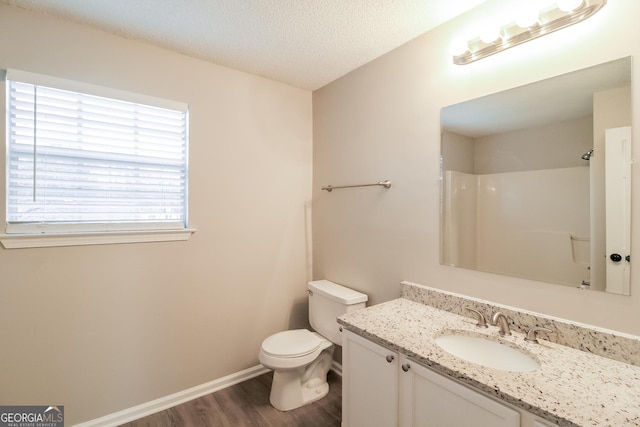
321, 180, 391, 192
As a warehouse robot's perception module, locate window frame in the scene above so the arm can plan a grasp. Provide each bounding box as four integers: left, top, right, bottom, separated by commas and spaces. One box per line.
1, 70, 195, 248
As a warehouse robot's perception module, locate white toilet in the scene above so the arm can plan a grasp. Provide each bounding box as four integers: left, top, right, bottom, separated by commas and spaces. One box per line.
259, 280, 367, 411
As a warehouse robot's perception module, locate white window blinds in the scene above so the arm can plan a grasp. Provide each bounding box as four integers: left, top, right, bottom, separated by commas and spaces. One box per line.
6, 70, 189, 234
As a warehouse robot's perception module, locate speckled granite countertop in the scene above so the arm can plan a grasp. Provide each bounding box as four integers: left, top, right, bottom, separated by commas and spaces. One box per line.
338, 298, 640, 427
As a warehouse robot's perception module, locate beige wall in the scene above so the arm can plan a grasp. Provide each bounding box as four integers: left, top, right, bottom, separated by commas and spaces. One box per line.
0, 4, 312, 425
441, 131, 475, 173
474, 116, 593, 174
313, 0, 640, 334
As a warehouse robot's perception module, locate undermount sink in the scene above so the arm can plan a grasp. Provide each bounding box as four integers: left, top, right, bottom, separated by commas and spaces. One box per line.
435, 332, 540, 372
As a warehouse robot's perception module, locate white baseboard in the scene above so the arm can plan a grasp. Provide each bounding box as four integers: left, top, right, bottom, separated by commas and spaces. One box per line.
73, 365, 270, 427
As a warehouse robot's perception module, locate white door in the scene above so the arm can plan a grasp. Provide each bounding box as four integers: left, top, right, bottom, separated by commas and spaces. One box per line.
605, 126, 632, 294
342, 330, 398, 427
399, 356, 519, 427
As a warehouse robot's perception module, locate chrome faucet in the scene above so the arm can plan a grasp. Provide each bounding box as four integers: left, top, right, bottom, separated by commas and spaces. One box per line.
491, 312, 512, 336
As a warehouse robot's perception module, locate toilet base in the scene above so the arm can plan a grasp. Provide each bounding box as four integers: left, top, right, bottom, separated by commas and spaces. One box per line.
268, 347, 334, 411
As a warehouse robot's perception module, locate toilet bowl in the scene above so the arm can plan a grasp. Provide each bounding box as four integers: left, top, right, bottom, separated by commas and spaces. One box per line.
259, 280, 367, 411
259, 329, 334, 411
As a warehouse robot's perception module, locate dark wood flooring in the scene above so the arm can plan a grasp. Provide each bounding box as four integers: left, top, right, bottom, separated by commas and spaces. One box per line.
119, 371, 342, 427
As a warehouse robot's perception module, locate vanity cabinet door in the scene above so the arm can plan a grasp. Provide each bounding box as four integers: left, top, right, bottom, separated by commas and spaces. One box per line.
398, 355, 520, 427
342, 330, 399, 427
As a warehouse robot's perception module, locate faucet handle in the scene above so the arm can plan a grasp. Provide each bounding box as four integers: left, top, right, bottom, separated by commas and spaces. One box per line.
524, 327, 553, 344
465, 307, 488, 328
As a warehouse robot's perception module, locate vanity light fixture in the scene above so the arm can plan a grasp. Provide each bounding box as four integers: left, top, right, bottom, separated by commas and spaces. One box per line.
451, 0, 606, 65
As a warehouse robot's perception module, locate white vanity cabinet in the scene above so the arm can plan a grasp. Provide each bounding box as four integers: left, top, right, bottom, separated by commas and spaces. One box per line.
342, 330, 559, 427
342, 330, 399, 427
398, 355, 519, 427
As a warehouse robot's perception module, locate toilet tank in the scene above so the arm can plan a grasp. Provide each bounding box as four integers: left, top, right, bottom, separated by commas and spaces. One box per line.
308, 280, 368, 345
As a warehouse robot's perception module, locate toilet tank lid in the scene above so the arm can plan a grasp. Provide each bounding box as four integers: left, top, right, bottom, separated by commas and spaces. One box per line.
308, 280, 368, 305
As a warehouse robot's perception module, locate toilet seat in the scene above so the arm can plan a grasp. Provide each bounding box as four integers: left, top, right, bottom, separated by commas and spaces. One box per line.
261, 329, 323, 358
259, 329, 332, 370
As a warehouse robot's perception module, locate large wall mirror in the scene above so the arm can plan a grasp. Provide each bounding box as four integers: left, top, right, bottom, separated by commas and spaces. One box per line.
440, 57, 632, 295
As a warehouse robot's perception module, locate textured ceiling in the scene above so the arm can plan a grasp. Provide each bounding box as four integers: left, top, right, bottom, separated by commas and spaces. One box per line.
2, 0, 487, 90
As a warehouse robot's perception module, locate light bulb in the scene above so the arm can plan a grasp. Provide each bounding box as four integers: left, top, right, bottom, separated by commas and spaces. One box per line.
558, 0, 584, 12
450, 38, 470, 57
516, 7, 540, 28
480, 26, 502, 44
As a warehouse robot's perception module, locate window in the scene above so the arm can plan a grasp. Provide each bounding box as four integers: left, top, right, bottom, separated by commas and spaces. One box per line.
3, 70, 192, 247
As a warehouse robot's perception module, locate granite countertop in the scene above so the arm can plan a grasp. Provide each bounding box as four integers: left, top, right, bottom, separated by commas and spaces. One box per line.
338, 298, 640, 427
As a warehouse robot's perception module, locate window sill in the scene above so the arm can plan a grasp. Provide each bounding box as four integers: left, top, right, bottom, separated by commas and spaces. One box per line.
0, 228, 197, 249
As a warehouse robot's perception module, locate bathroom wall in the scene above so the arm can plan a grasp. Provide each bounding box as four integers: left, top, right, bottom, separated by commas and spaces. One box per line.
441, 131, 475, 173
0, 4, 312, 425
313, 0, 640, 335
474, 115, 593, 174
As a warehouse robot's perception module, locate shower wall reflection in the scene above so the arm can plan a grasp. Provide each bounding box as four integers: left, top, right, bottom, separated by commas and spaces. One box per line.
441, 118, 592, 288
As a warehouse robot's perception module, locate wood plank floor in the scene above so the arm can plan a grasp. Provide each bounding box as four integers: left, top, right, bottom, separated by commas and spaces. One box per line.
119, 371, 342, 427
